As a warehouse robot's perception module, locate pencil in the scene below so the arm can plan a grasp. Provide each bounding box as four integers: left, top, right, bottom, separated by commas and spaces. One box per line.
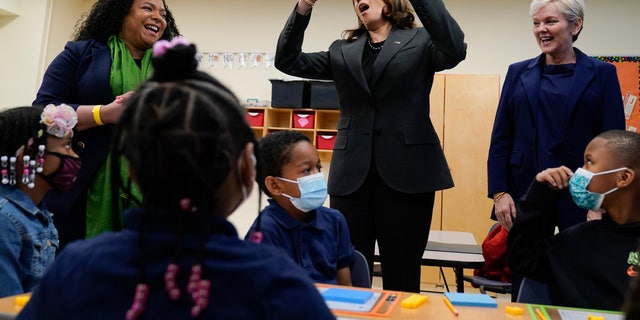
443, 297, 459, 316
535, 308, 547, 320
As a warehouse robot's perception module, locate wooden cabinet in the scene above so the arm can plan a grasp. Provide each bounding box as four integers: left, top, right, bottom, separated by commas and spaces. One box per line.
244, 107, 340, 164
422, 74, 501, 289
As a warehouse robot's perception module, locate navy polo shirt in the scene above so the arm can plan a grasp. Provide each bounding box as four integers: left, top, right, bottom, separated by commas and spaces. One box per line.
246, 199, 354, 284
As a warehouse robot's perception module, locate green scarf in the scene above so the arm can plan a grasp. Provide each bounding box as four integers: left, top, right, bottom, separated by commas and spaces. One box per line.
85, 35, 152, 238
108, 35, 154, 95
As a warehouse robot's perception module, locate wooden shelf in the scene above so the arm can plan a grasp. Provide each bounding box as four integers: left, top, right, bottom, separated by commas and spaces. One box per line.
245, 107, 339, 163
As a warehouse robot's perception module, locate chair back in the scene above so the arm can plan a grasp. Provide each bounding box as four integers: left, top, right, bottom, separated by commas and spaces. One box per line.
465, 222, 511, 294
350, 250, 371, 288
516, 277, 552, 304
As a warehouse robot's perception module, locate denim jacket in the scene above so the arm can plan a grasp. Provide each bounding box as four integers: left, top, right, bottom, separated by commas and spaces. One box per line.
0, 185, 58, 298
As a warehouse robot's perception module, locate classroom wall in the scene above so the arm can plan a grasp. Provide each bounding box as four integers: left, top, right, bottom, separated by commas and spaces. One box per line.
1, 0, 638, 235
0, 0, 50, 110
3, 0, 639, 110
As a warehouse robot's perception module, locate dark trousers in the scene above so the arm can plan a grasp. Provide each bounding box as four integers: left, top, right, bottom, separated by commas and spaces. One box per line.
330, 163, 435, 293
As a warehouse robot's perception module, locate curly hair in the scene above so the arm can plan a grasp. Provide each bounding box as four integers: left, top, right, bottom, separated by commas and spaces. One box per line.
258, 130, 311, 197
342, 0, 416, 41
73, 0, 180, 42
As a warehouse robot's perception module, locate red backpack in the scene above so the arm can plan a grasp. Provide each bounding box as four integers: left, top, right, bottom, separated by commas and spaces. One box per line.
473, 223, 511, 283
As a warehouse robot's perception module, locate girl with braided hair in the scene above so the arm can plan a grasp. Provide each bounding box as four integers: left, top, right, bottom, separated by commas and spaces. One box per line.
0, 105, 80, 298
18, 39, 335, 320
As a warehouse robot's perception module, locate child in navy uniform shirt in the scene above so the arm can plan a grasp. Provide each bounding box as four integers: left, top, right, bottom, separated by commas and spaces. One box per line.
246, 130, 355, 286
508, 129, 640, 310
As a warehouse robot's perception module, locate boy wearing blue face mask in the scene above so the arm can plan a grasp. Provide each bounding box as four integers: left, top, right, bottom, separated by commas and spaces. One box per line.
507, 129, 640, 311
245, 130, 355, 286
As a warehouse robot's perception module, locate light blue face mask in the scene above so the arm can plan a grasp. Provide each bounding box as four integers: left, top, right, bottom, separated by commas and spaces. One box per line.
569, 167, 627, 211
277, 172, 328, 212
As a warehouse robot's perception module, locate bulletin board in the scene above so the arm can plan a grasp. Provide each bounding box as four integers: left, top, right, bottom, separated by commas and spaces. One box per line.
593, 56, 640, 132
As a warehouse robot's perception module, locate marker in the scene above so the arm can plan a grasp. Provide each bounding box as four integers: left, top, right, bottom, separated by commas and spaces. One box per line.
443, 297, 458, 316
535, 308, 548, 320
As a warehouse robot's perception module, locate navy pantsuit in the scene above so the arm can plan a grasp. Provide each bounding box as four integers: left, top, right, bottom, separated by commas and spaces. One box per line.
488, 49, 625, 231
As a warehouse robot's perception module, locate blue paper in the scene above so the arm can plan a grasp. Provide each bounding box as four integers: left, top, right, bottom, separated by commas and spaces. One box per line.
321, 288, 374, 304
444, 292, 497, 307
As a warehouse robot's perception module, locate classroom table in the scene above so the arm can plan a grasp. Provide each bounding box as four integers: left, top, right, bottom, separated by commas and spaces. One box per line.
0, 294, 27, 320
375, 230, 485, 293
0, 290, 624, 320
339, 299, 624, 320
319, 284, 624, 320
422, 230, 485, 293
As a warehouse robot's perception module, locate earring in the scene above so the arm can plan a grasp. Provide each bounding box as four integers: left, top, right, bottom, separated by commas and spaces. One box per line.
9, 157, 16, 185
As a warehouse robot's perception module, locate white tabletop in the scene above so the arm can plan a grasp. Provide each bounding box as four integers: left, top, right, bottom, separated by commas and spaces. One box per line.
374, 230, 484, 263
427, 230, 477, 245
422, 230, 484, 264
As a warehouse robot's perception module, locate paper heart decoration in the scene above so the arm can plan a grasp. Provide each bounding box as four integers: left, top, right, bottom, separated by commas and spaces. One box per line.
297, 117, 309, 127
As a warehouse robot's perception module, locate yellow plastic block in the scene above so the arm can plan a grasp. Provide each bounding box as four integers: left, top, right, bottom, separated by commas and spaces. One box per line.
587, 315, 605, 320
505, 306, 524, 316
400, 294, 428, 308
14, 295, 30, 307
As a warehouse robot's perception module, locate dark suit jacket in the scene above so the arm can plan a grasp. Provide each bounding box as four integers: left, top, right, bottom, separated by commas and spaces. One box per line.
275, 0, 466, 196
33, 39, 115, 217
487, 49, 625, 228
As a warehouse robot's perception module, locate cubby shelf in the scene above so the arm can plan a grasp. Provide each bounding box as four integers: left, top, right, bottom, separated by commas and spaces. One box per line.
245, 107, 339, 163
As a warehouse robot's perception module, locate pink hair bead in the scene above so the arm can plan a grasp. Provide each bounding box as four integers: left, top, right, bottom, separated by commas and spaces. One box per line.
164, 263, 181, 300
250, 231, 263, 244
126, 283, 149, 320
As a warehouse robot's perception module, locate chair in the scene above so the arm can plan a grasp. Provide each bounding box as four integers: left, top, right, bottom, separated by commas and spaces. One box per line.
516, 277, 551, 304
463, 275, 512, 294
350, 250, 371, 288
463, 223, 512, 294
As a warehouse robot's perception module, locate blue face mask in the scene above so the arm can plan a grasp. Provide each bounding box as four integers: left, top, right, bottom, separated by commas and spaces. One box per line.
277, 172, 328, 212
569, 167, 626, 211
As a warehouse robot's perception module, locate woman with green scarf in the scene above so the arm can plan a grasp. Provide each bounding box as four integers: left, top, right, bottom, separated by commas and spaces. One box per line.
33, 0, 181, 250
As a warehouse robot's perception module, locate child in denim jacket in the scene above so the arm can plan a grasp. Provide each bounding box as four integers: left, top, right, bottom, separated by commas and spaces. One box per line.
0, 104, 79, 297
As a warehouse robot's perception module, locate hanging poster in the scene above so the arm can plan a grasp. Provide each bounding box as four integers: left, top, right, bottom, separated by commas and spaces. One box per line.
593, 56, 640, 132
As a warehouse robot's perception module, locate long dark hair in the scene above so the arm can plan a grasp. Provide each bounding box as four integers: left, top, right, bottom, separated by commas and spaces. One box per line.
73, 0, 180, 42
342, 0, 416, 41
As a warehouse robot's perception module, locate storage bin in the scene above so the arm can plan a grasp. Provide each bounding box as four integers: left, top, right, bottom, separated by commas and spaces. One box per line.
309, 80, 340, 110
293, 112, 315, 129
245, 110, 264, 127
317, 134, 336, 150
270, 79, 309, 108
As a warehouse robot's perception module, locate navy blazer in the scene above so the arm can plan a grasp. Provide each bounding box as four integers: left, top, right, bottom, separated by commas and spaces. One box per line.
275, 0, 466, 195
33, 40, 116, 217
487, 49, 625, 228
